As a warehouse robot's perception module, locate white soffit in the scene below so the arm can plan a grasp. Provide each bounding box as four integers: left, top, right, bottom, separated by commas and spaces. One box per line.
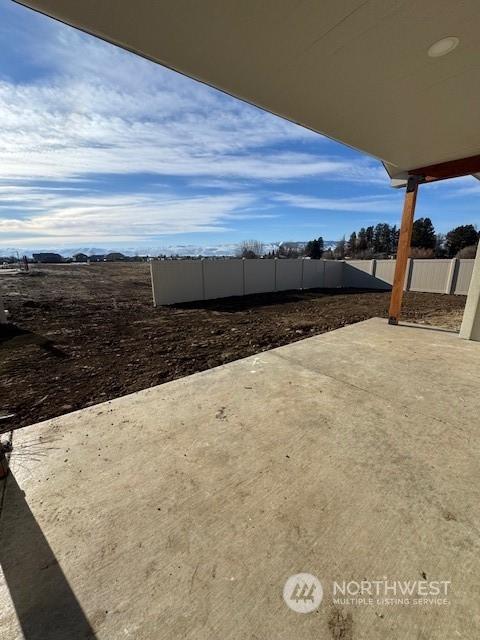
14, 0, 480, 180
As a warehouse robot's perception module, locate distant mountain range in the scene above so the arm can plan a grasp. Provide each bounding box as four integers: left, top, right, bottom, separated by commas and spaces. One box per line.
1, 240, 338, 258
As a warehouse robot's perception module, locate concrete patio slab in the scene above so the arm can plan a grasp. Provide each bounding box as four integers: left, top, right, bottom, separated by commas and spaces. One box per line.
1, 318, 480, 639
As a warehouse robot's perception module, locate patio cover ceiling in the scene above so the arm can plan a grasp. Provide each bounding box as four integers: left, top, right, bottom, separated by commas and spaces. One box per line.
15, 0, 480, 180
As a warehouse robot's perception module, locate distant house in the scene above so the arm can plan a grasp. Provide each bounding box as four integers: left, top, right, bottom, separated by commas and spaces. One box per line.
73, 253, 88, 263
105, 252, 126, 261
32, 252, 63, 263
88, 254, 106, 262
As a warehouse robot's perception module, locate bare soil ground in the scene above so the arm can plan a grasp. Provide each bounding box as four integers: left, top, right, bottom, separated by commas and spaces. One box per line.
0, 263, 466, 431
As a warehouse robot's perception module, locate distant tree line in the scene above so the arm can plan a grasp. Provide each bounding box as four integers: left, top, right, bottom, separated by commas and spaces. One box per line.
237, 240, 320, 259
235, 221, 479, 262
236, 240, 265, 259
342, 221, 479, 259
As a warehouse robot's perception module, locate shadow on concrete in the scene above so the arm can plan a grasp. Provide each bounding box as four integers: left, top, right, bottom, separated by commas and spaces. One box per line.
0, 474, 96, 639
172, 287, 390, 312
397, 322, 459, 335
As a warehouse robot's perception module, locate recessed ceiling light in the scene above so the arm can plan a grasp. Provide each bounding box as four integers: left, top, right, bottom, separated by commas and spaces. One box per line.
428, 36, 459, 58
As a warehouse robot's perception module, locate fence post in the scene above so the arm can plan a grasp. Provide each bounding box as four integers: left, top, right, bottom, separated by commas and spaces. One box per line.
301, 257, 305, 289
405, 258, 414, 291
445, 258, 458, 294
201, 258, 206, 300
370, 259, 377, 278
241, 258, 246, 296
150, 261, 157, 307
274, 257, 278, 291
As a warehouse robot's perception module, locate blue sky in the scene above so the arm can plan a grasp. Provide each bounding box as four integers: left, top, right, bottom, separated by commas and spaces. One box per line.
1, 0, 480, 254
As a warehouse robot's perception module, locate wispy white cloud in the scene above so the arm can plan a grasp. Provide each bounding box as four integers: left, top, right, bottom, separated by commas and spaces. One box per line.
0, 78, 366, 183
0, 11, 386, 246
0, 20, 387, 181
0, 189, 262, 246
441, 176, 480, 197
274, 193, 401, 213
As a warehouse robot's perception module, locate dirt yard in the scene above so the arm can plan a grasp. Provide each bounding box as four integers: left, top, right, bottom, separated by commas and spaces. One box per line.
0, 262, 466, 431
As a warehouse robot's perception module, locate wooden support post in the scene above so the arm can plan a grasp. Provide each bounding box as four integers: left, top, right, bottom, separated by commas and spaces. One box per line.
388, 175, 420, 325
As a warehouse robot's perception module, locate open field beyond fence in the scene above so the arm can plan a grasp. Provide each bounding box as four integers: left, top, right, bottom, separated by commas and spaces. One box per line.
0, 263, 466, 430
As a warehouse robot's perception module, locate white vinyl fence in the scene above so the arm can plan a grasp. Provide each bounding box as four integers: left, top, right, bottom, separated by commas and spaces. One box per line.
151, 258, 474, 306
343, 258, 474, 295
151, 258, 343, 305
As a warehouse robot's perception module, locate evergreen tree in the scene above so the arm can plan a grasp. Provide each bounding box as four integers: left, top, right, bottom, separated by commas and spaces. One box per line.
411, 217, 436, 249
305, 237, 324, 259
318, 236, 324, 255
445, 225, 479, 257
365, 226, 374, 250
390, 225, 399, 254
373, 223, 391, 254
357, 228, 367, 252
348, 232, 357, 256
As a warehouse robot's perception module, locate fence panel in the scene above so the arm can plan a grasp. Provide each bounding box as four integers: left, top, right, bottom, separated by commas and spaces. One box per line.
343, 260, 388, 289
454, 259, 475, 295
275, 259, 303, 291
244, 259, 276, 294
302, 259, 325, 289
409, 259, 450, 293
152, 256, 473, 306
347, 260, 371, 273
151, 260, 203, 305
324, 261, 344, 288
203, 259, 244, 299
375, 260, 396, 285
343, 261, 370, 288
